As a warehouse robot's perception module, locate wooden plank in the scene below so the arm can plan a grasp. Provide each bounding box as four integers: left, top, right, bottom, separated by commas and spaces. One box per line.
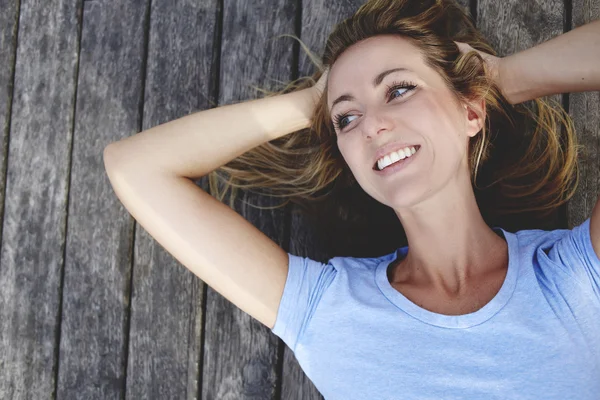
0, 11, 17, 391
289, 2, 364, 399
55, 1, 148, 399
477, 0, 566, 231
478, 0, 564, 58
124, 0, 217, 399
200, 1, 297, 399
0, 0, 18, 182
0, 1, 79, 398
567, 0, 600, 227
0, 0, 17, 395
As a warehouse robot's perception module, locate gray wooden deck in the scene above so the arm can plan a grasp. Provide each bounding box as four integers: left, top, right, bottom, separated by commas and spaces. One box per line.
0, 0, 598, 399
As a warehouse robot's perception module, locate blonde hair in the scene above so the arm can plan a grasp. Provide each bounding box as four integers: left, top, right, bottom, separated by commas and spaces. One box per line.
208, 0, 582, 255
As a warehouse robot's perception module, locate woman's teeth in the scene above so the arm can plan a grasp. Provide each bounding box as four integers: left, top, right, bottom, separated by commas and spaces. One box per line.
376, 146, 418, 171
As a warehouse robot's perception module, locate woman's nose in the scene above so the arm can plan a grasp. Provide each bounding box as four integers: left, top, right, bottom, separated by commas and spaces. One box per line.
362, 110, 395, 139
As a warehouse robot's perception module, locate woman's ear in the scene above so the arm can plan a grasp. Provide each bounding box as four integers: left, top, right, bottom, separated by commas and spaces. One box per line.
464, 98, 486, 138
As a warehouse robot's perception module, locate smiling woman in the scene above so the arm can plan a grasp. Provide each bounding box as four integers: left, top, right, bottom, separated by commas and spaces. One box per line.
206, 0, 580, 257
103, 0, 600, 398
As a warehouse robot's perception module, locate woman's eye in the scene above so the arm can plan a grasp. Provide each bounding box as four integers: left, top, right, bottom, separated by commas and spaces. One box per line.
390, 87, 408, 99
333, 113, 356, 130
332, 81, 417, 132
386, 81, 417, 101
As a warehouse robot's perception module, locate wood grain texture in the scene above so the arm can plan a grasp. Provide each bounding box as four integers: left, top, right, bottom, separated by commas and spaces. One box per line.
477, 0, 566, 230
0, 0, 17, 202
0, 10, 18, 379
567, 0, 600, 227
124, 1, 217, 399
478, 0, 564, 57
288, 2, 365, 399
0, 1, 79, 399
201, 1, 297, 399
56, 1, 147, 399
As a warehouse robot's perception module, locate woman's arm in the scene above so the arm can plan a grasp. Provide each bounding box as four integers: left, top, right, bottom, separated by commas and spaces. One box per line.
500, 18, 600, 104
101, 73, 327, 330
496, 19, 600, 257
104, 86, 319, 178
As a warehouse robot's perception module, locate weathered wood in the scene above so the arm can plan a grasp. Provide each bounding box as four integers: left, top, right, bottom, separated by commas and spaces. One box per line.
56, 1, 147, 399
0, 0, 17, 178
0, 0, 18, 342
477, 0, 566, 230
478, 0, 564, 58
201, 1, 297, 399
567, 0, 600, 228
124, 1, 216, 399
288, 2, 365, 399
0, 1, 79, 399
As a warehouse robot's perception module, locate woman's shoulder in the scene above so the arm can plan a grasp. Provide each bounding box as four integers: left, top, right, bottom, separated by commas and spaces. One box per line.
328, 247, 402, 271
511, 218, 600, 290
509, 220, 589, 249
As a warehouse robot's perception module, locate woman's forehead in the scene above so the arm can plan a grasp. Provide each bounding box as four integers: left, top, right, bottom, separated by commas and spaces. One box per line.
327, 36, 425, 108
332, 35, 421, 72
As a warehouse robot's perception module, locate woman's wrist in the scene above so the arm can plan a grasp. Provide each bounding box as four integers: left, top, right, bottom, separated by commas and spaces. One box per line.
499, 54, 542, 105
455, 41, 515, 104
496, 19, 600, 105
497, 57, 518, 104
298, 87, 320, 125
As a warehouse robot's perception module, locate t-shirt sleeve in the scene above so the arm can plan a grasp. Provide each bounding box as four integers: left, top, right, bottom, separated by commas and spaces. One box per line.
271, 253, 337, 352
549, 217, 600, 303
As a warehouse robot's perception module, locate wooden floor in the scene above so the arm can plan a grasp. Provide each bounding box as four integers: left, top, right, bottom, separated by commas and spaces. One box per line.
0, 0, 598, 399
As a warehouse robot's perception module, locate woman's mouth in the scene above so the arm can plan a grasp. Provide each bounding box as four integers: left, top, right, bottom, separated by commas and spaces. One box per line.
373, 145, 421, 176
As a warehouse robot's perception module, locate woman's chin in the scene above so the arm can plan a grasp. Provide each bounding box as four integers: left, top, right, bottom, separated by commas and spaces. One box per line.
370, 189, 424, 211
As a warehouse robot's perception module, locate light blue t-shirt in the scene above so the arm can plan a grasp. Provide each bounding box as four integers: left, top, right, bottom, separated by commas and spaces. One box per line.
271, 218, 600, 399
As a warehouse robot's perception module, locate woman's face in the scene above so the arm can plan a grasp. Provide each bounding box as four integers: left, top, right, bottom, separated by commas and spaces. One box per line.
326, 34, 483, 209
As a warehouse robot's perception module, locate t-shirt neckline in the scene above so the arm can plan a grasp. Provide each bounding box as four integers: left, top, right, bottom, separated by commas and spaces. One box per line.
374, 226, 519, 329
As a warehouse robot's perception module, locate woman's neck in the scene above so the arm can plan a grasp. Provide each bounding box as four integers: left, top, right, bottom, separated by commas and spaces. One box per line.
392, 174, 508, 297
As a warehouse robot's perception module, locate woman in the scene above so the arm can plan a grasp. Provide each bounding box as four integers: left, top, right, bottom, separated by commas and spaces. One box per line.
104, 0, 600, 397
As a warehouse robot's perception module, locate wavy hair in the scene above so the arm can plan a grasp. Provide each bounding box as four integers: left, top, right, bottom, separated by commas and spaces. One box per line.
207, 0, 582, 256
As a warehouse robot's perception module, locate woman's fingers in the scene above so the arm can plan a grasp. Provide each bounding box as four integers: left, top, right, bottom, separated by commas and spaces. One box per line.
455, 41, 474, 55
454, 41, 502, 88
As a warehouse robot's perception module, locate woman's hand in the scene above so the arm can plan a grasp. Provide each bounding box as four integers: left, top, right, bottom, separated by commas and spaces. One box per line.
455, 41, 506, 101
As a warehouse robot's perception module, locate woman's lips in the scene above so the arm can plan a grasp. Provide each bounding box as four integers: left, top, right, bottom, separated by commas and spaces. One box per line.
373, 145, 421, 170
373, 145, 420, 176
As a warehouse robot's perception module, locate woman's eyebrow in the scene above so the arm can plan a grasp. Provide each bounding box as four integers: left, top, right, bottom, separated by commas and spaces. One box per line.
330, 67, 412, 112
